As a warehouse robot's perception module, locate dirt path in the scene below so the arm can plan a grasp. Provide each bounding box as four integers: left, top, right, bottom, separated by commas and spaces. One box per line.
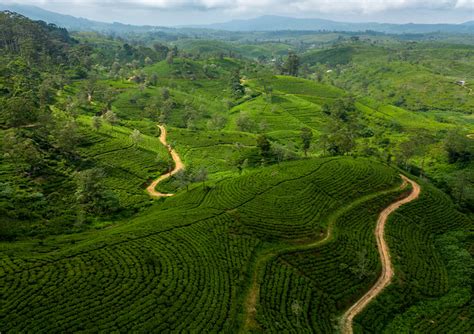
241, 176, 416, 333
146, 125, 184, 198
340, 175, 420, 334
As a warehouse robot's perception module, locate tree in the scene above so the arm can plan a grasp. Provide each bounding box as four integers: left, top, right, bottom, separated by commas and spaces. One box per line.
230, 70, 244, 98
166, 51, 174, 65
284, 51, 300, 76
111, 61, 121, 75
300, 127, 313, 157
149, 73, 158, 86
3, 96, 37, 127
450, 169, 473, 209
153, 42, 169, 59
350, 249, 373, 279
207, 114, 227, 130
161, 87, 170, 100
394, 131, 433, 173
193, 167, 208, 187
320, 123, 356, 156
257, 134, 272, 160
160, 99, 174, 124
320, 97, 359, 156
2, 131, 42, 174
130, 129, 142, 146
291, 300, 302, 328
236, 112, 254, 132
91, 116, 102, 131
171, 45, 178, 56
323, 97, 356, 122
99, 87, 116, 110
272, 143, 286, 164
74, 168, 119, 215
411, 131, 434, 177
103, 110, 119, 126
445, 130, 472, 165
175, 169, 191, 191
38, 78, 55, 106
144, 101, 160, 121
56, 120, 80, 153
85, 75, 97, 103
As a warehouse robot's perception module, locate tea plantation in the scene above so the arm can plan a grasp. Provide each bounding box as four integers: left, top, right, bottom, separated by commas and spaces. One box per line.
1, 12, 473, 333
0, 157, 402, 331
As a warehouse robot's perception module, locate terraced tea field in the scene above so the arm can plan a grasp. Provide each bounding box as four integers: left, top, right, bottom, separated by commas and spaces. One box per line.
1, 157, 417, 332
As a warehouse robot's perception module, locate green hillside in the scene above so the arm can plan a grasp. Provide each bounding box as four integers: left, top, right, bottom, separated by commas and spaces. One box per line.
0, 11, 472, 333
0, 157, 401, 331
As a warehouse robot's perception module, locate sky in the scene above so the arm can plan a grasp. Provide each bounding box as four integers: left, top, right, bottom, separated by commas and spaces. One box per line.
1, 0, 473, 26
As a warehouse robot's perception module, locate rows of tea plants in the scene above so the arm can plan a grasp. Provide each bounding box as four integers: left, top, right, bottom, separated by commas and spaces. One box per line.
0, 157, 400, 331
229, 96, 308, 134
279, 96, 327, 130
255, 190, 407, 332
166, 128, 257, 174
271, 76, 344, 98
77, 118, 171, 207
354, 182, 472, 333
202, 157, 399, 241
0, 212, 261, 332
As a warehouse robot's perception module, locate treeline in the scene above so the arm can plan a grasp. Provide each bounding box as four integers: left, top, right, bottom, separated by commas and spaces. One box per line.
0, 11, 75, 67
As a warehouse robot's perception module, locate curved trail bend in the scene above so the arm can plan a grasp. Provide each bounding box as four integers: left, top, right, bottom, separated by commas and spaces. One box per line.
340, 175, 420, 334
146, 125, 184, 198
241, 175, 419, 333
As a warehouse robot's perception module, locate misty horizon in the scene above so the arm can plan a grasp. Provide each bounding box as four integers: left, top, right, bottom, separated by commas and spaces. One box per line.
0, 0, 472, 27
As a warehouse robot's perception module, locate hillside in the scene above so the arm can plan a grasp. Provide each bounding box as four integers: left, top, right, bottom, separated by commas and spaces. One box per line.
0, 12, 473, 333
0, 4, 171, 34
300, 43, 474, 113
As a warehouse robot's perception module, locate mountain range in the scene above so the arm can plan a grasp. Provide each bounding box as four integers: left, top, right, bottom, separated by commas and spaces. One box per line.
1, 4, 473, 35
194, 15, 474, 34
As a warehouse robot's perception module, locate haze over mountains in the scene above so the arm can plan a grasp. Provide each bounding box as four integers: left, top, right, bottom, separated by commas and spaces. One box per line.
1, 4, 473, 35
192, 15, 474, 34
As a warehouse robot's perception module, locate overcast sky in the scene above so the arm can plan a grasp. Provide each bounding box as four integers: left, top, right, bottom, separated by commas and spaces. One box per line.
1, 0, 473, 26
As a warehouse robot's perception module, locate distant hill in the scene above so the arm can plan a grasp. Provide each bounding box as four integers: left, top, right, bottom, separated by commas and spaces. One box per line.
0, 4, 170, 34
1, 5, 473, 35
192, 15, 474, 34
0, 10, 75, 67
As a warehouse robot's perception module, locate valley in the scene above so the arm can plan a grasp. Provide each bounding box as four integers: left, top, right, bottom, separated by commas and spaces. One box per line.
0, 7, 472, 333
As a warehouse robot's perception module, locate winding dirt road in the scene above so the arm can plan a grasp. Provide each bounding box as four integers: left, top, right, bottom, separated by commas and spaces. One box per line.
146, 125, 184, 198
241, 175, 419, 333
340, 175, 420, 334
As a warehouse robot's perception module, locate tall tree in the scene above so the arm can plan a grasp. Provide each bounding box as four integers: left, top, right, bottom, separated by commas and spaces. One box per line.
3, 96, 37, 127
103, 110, 119, 127
257, 134, 272, 160
91, 116, 102, 131
284, 52, 300, 77
130, 129, 142, 147
445, 130, 472, 165
300, 127, 313, 157
230, 70, 245, 98
74, 168, 119, 215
